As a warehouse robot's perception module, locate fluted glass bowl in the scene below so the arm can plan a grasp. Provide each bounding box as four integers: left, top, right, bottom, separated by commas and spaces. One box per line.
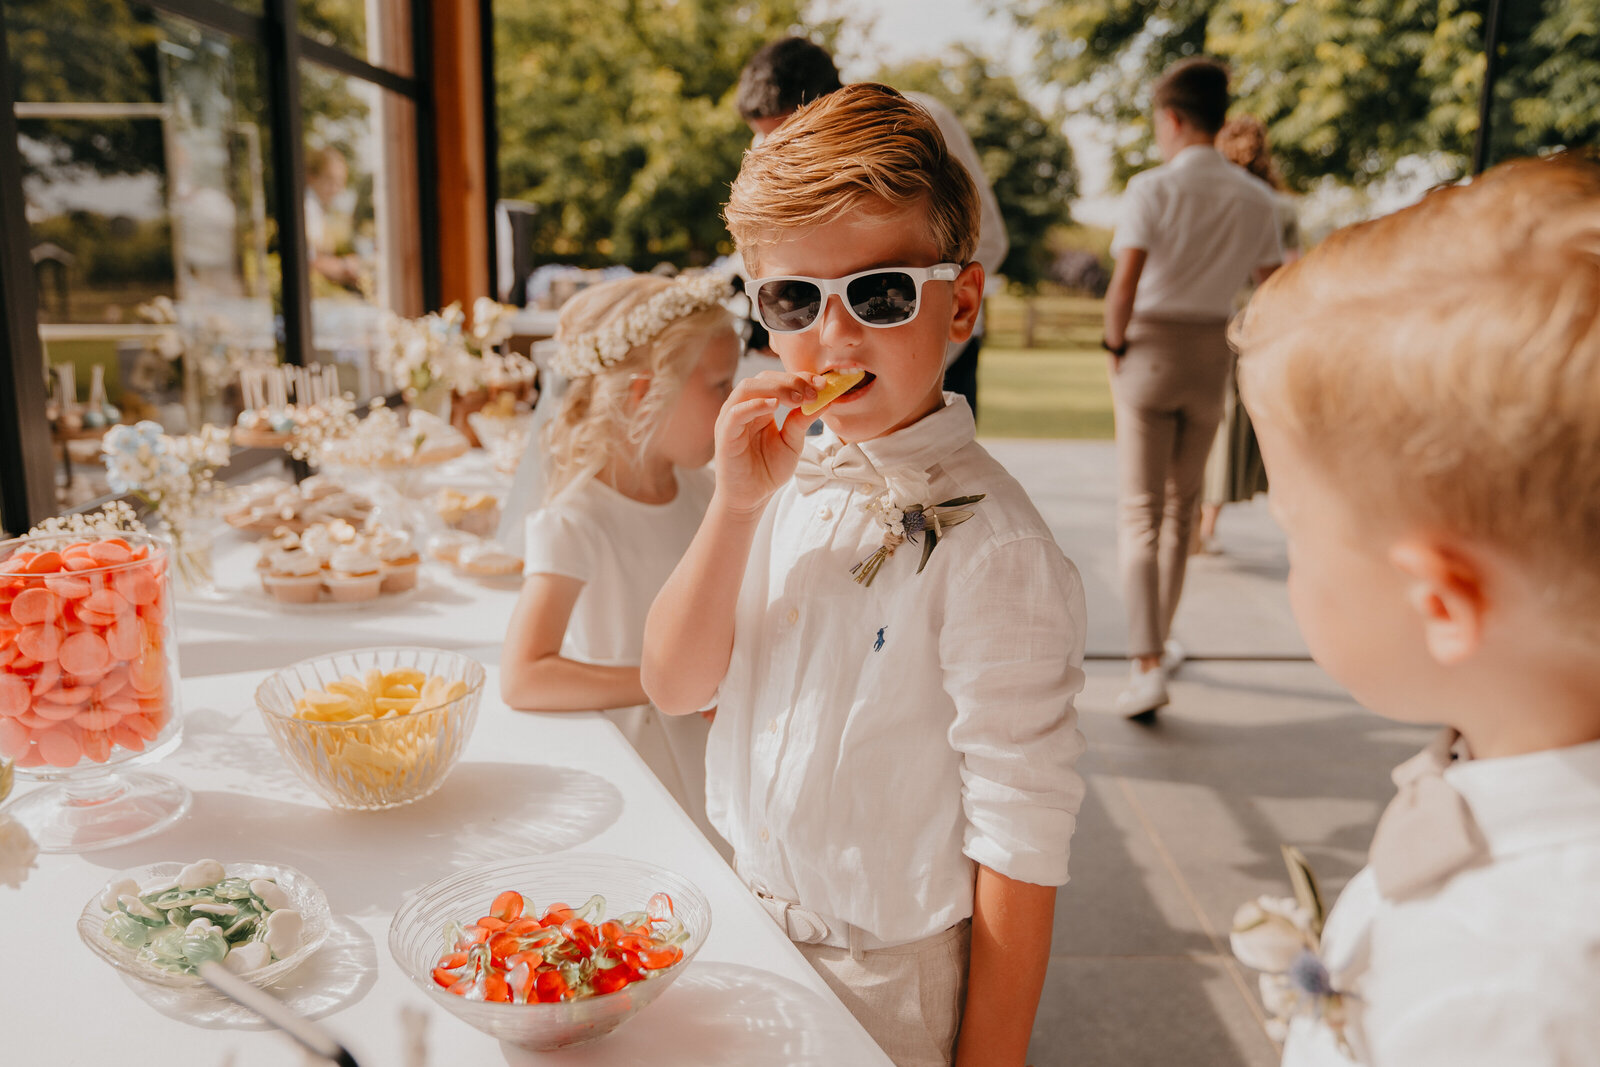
255, 647, 485, 811
389, 854, 712, 1051
77, 861, 331, 990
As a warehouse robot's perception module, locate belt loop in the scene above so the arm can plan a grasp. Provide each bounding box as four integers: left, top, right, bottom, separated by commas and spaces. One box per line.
847, 922, 865, 961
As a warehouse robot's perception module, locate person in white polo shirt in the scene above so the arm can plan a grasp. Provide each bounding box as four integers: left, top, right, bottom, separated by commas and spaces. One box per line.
1102, 58, 1282, 717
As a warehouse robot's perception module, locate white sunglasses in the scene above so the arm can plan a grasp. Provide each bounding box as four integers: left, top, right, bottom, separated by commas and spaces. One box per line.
743, 263, 961, 334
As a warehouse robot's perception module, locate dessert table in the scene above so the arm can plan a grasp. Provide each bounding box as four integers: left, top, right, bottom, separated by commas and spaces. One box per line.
1, 664, 892, 1065
2, 451, 890, 1065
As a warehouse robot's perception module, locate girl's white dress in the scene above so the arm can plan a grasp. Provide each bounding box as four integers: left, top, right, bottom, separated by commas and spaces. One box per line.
522, 468, 719, 846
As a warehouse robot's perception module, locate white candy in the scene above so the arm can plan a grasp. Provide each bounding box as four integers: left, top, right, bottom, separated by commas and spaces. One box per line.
177, 859, 226, 890
185, 917, 218, 937
221, 941, 272, 974
250, 878, 291, 911
192, 902, 239, 918
100, 878, 139, 912
262, 909, 303, 960
119, 894, 162, 921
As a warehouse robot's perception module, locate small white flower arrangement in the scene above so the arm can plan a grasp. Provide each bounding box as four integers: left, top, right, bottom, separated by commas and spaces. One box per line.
1231, 845, 1354, 1053
102, 421, 232, 542
376, 297, 533, 399
550, 271, 732, 379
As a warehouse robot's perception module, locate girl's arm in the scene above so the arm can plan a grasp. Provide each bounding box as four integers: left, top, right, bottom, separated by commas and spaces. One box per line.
954, 865, 1057, 1067
500, 572, 649, 711
642, 371, 819, 715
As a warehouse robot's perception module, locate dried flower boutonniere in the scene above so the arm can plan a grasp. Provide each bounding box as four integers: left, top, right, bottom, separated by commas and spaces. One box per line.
1231, 845, 1356, 1054
851, 492, 986, 587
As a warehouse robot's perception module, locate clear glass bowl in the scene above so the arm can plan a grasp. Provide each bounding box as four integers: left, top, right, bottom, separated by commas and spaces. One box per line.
77, 860, 331, 990
0, 532, 188, 852
254, 647, 485, 811
388, 854, 712, 1051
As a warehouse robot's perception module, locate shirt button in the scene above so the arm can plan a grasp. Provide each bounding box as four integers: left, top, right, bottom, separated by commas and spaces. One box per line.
786, 607, 799, 625
759, 827, 770, 843
817, 505, 832, 520
767, 718, 779, 734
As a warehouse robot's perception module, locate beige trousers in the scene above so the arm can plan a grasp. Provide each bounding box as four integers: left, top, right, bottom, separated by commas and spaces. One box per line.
797, 920, 971, 1067
1111, 316, 1233, 658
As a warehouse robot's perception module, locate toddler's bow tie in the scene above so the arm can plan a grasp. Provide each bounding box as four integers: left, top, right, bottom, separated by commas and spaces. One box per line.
1367, 728, 1488, 901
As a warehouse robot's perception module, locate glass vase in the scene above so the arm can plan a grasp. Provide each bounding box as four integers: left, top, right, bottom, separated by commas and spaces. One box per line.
0, 532, 190, 852
164, 520, 217, 599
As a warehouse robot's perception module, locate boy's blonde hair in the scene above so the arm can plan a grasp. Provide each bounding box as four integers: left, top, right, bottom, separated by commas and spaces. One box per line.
1232, 152, 1600, 621
542, 274, 732, 502
725, 83, 980, 267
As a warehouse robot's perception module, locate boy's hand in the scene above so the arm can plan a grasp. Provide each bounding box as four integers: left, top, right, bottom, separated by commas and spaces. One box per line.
714, 371, 822, 515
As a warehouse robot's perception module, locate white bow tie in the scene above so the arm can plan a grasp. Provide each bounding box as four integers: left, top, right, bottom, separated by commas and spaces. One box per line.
1367, 728, 1488, 900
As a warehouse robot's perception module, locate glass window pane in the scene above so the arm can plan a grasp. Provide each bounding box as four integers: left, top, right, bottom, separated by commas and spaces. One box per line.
299, 0, 413, 77
5, 0, 280, 508
301, 61, 421, 397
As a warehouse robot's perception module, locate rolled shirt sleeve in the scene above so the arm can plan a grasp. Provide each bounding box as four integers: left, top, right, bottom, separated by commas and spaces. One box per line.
942, 534, 1088, 886
1111, 173, 1157, 256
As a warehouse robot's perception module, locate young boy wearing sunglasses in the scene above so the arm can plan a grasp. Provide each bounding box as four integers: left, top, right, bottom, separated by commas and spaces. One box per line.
643, 84, 1087, 1067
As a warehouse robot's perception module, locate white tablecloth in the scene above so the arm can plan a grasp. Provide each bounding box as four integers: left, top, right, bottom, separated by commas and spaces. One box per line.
1, 666, 890, 1066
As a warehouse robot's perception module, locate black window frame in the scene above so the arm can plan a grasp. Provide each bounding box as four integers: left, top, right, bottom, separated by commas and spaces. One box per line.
0, 0, 440, 533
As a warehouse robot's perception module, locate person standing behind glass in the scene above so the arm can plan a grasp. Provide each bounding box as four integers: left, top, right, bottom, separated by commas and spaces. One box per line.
1102, 59, 1282, 718
1195, 116, 1302, 556
303, 146, 364, 295
734, 37, 1008, 416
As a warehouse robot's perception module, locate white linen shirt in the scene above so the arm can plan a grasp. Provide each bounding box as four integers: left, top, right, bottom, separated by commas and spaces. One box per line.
1111, 145, 1282, 321
1282, 738, 1600, 1066
706, 396, 1088, 946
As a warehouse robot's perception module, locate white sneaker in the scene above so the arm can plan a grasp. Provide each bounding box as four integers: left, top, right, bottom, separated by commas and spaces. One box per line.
1161, 639, 1186, 675
1114, 663, 1168, 718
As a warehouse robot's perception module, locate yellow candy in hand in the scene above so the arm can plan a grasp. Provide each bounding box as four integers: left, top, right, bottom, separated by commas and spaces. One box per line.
800, 369, 865, 416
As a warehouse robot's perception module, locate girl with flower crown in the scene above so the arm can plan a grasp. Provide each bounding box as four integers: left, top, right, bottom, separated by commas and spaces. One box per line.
500, 272, 738, 847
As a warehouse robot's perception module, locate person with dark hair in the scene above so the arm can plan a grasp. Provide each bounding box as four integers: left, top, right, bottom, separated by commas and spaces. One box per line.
1102, 57, 1283, 717
735, 36, 843, 133
733, 37, 1008, 417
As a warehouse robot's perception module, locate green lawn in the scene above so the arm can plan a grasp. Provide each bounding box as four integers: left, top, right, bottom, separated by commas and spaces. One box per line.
976, 293, 1114, 440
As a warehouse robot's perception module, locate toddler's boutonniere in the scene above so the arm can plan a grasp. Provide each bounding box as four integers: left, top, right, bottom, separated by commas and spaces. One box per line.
851, 492, 986, 587
1231, 845, 1355, 1055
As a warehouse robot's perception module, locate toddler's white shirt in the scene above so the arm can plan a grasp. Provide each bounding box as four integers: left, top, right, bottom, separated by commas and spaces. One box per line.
706, 396, 1088, 946
1282, 737, 1600, 1066
522, 469, 717, 839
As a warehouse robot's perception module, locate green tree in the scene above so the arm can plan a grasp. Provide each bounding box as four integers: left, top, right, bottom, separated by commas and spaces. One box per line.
879, 46, 1078, 291
495, 0, 827, 268
1005, 0, 1600, 189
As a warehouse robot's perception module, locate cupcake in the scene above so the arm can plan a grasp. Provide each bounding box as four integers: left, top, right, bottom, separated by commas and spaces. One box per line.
324, 545, 383, 602
371, 528, 422, 593
458, 541, 523, 578
264, 547, 324, 604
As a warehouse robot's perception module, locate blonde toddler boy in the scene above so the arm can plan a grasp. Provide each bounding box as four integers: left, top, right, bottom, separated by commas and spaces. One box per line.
1233, 153, 1600, 1064
643, 85, 1087, 1067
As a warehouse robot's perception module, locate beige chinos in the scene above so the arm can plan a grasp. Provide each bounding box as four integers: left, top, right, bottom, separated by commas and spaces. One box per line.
1112, 316, 1232, 658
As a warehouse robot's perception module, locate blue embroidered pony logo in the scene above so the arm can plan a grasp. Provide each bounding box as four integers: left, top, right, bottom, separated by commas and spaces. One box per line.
873, 627, 886, 652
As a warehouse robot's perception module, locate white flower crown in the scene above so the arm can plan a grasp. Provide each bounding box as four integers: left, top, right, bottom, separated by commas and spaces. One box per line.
550, 271, 733, 379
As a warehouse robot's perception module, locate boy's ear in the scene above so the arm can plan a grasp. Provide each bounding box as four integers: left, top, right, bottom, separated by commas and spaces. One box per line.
1389, 539, 1487, 666
947, 262, 985, 346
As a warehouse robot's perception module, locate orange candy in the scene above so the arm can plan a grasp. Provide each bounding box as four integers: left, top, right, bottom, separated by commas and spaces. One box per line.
0, 538, 174, 767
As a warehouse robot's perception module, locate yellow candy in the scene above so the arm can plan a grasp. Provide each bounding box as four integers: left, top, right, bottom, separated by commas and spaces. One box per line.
800, 369, 865, 416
